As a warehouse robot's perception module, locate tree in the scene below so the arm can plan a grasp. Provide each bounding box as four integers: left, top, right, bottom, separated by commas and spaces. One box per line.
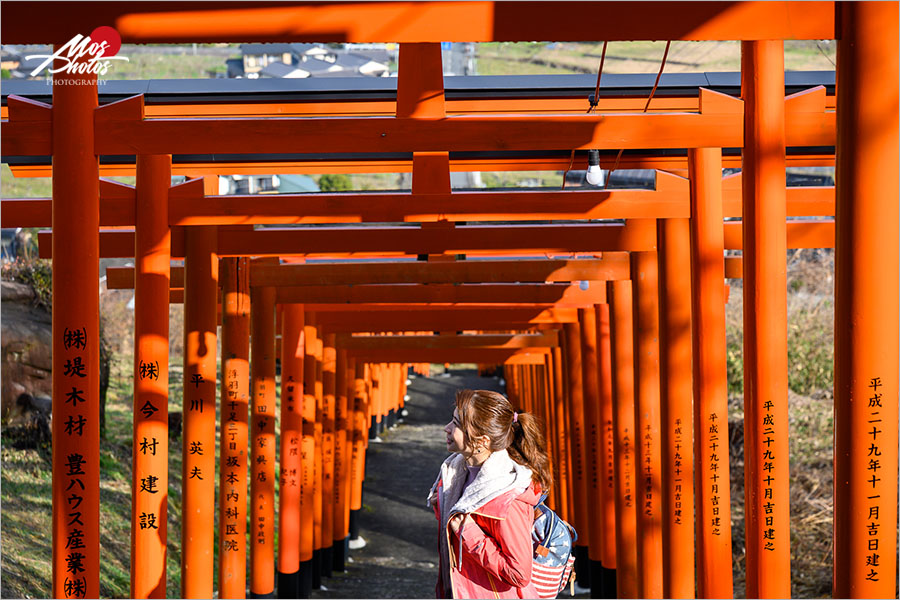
318, 173, 353, 192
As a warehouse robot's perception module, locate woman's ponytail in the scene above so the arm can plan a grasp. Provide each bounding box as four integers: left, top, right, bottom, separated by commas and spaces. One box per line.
456, 390, 554, 492
506, 411, 553, 492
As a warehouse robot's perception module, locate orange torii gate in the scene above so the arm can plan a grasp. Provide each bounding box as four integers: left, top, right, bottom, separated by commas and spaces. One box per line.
102, 249, 630, 598
102, 244, 668, 597
0, 2, 897, 600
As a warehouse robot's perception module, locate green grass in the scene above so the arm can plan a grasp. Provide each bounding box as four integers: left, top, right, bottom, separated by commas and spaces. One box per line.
2, 164, 52, 198
0, 352, 267, 598
104, 50, 233, 80
726, 252, 835, 397
474, 39, 834, 76
480, 171, 563, 189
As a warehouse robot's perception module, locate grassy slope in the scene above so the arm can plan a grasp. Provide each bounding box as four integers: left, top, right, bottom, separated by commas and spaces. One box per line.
1, 357, 188, 598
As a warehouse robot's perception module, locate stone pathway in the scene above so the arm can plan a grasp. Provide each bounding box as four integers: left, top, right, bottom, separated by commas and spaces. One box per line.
312, 369, 506, 599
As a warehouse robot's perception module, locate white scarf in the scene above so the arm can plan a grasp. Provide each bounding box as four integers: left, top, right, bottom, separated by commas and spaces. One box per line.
427, 449, 533, 596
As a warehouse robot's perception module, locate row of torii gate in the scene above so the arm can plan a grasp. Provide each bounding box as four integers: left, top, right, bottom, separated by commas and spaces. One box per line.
1, 2, 898, 599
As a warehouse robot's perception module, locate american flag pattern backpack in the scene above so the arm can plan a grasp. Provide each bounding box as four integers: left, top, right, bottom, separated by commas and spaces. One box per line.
531, 493, 577, 598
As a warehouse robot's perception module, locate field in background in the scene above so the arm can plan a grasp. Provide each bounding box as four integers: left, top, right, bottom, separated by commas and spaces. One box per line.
475, 40, 835, 75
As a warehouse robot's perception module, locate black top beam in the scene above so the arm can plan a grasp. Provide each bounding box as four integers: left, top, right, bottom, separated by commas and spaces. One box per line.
0, 71, 834, 106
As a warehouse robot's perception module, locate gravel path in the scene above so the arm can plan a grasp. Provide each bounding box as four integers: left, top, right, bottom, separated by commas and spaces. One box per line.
312, 369, 505, 599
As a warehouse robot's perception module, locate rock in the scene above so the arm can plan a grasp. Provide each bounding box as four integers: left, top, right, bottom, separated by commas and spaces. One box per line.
1, 284, 52, 421
3, 392, 52, 449
1, 281, 35, 302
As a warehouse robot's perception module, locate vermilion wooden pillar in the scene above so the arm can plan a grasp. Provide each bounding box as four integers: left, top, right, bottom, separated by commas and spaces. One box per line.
578, 307, 605, 595
521, 365, 531, 413
182, 220, 218, 597
504, 364, 515, 406
562, 322, 590, 585
219, 257, 251, 599
250, 281, 276, 598
313, 328, 326, 583
833, 2, 899, 596
303, 317, 322, 589
384, 363, 396, 428
383, 363, 393, 429
51, 54, 100, 600
349, 360, 368, 542
278, 304, 304, 598
297, 311, 315, 597
378, 363, 387, 434
131, 154, 172, 599
595, 302, 618, 593
551, 347, 574, 527
657, 218, 695, 598
321, 333, 337, 577
548, 348, 570, 524
333, 348, 350, 571
631, 249, 664, 598
541, 355, 556, 509
608, 280, 638, 599
368, 363, 380, 439
741, 39, 790, 599
538, 359, 557, 512
688, 147, 734, 599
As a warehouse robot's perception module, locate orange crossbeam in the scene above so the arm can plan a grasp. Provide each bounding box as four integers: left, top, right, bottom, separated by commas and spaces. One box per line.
2, 108, 834, 158
94, 112, 744, 155
3, 86, 835, 158
723, 219, 834, 250
39, 222, 657, 259
168, 185, 690, 226
344, 347, 549, 363
0, 94, 837, 122
50, 219, 832, 263
2, 182, 836, 229
336, 332, 558, 351
2, 2, 835, 44
252, 258, 629, 287
0, 2, 835, 44
107, 257, 628, 290
108, 257, 629, 290
315, 308, 579, 331
274, 283, 608, 306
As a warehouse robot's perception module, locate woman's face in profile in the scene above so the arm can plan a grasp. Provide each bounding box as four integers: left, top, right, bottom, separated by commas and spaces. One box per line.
443, 408, 468, 454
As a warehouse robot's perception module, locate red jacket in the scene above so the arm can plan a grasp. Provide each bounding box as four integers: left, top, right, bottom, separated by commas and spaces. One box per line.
429, 450, 541, 599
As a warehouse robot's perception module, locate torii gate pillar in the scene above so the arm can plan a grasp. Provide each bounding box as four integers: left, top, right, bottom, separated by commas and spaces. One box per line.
51, 56, 100, 600
833, 2, 899, 596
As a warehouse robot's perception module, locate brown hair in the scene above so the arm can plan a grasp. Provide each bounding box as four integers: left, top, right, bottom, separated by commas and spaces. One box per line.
455, 389, 553, 492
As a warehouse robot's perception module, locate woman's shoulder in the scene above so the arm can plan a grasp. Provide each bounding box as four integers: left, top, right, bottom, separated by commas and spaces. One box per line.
442, 452, 464, 467
514, 481, 542, 506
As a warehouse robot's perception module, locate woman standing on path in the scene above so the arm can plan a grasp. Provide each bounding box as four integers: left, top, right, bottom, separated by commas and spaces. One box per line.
426, 389, 553, 599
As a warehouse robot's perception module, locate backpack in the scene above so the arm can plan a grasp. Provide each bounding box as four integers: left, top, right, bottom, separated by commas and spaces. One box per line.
531, 493, 577, 599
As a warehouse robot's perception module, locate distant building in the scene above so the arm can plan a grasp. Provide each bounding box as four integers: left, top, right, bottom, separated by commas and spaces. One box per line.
341, 48, 393, 67
332, 52, 390, 77
225, 57, 244, 78
1, 46, 20, 71
235, 42, 392, 79
239, 43, 296, 75
2, 45, 55, 78
221, 174, 320, 195
259, 58, 345, 79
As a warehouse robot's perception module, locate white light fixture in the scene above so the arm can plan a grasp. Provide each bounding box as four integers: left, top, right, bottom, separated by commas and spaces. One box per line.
585, 149, 607, 186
